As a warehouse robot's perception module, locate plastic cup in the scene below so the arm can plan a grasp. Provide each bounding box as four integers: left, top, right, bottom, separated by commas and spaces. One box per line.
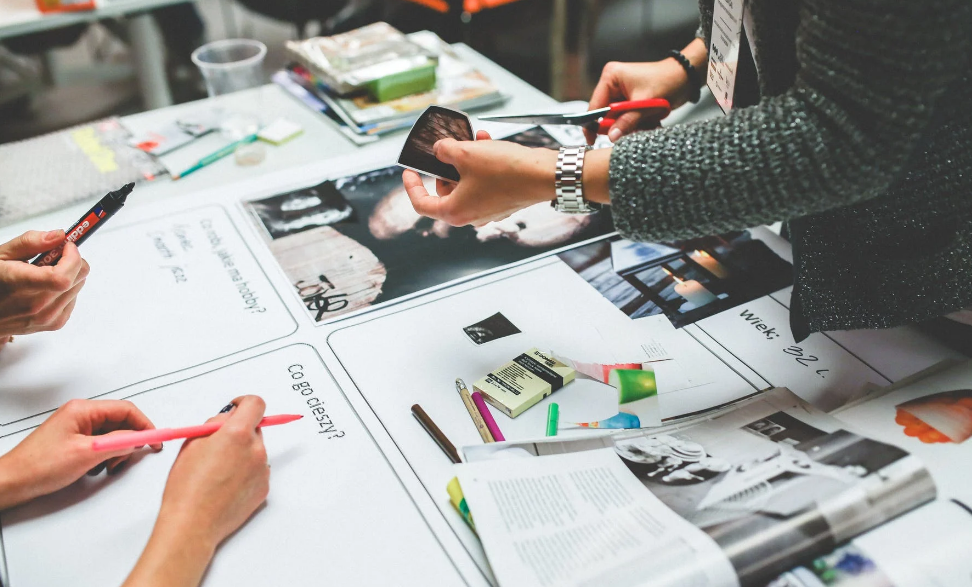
191, 39, 267, 139
191, 39, 267, 97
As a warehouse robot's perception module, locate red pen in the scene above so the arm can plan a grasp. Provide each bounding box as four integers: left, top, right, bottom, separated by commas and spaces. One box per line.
91, 414, 303, 452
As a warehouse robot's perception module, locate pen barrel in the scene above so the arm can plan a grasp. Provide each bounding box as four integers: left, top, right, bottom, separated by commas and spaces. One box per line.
90, 426, 194, 452
31, 188, 129, 266
471, 392, 505, 442
412, 404, 461, 464
459, 388, 493, 443
175, 134, 258, 180
90, 415, 301, 452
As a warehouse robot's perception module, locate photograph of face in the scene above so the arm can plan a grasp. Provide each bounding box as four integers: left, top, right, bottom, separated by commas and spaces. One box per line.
397, 106, 474, 182
246, 128, 615, 324
558, 231, 793, 328
247, 183, 355, 239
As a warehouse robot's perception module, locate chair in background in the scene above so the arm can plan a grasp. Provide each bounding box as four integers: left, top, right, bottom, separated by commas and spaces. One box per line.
233, 0, 383, 37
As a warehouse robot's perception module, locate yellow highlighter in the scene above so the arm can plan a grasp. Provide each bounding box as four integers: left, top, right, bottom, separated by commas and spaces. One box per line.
447, 477, 476, 533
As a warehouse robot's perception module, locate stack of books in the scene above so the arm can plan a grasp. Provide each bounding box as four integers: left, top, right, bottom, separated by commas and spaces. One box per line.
275, 26, 505, 145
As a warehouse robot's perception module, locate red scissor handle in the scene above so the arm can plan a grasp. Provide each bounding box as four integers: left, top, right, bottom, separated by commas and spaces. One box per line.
597, 98, 671, 135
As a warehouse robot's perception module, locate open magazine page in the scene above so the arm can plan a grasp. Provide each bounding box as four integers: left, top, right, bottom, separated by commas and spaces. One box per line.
456, 447, 739, 587
834, 360, 972, 504
463, 389, 935, 586
771, 499, 972, 587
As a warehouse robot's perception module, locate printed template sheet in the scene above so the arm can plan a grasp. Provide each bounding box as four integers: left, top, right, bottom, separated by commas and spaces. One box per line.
0, 206, 296, 427
0, 346, 463, 587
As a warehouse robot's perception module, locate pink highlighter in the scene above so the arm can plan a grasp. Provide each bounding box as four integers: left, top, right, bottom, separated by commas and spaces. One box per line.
91, 414, 303, 452
471, 392, 505, 442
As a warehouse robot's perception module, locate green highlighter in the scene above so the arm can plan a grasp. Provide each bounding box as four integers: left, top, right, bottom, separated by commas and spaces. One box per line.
172, 133, 258, 180
546, 403, 559, 437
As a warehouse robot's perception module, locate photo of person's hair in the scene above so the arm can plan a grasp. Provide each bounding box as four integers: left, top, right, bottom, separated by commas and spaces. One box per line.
398, 106, 473, 182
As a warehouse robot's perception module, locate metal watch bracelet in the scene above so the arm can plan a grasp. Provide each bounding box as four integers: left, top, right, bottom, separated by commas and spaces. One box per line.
553, 146, 600, 214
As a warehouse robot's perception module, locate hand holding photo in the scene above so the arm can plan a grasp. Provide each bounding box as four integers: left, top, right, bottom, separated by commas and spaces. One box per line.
398, 105, 474, 182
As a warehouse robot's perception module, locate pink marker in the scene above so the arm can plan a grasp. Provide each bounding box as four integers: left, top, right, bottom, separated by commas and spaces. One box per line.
91, 414, 303, 452
471, 392, 505, 442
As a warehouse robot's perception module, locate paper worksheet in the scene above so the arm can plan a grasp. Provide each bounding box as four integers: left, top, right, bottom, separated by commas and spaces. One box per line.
0, 345, 463, 586
456, 447, 738, 587
689, 294, 891, 412
0, 205, 296, 428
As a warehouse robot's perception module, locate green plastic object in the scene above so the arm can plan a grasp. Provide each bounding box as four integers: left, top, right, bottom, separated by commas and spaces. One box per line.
365, 62, 436, 102
611, 369, 658, 405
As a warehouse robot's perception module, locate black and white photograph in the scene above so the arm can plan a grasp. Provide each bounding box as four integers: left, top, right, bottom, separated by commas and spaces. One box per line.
247, 182, 355, 239
611, 411, 932, 586
463, 311, 521, 345
246, 129, 615, 324
558, 231, 794, 327
467, 395, 935, 586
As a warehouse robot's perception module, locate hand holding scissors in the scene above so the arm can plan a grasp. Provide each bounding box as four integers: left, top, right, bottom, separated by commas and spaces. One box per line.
479, 99, 670, 136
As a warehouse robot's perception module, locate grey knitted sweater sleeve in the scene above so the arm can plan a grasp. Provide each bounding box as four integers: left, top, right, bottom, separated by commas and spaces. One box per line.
609, 0, 970, 242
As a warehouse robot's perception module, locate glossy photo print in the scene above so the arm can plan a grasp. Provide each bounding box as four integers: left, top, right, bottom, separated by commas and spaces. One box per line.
397, 105, 474, 182
247, 128, 615, 324
559, 232, 793, 328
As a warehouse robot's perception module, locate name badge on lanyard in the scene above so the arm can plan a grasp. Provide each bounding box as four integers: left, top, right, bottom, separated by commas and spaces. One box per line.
706, 0, 746, 114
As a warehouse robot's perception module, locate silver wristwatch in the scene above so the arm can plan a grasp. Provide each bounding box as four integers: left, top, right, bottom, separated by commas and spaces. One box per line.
553, 146, 601, 214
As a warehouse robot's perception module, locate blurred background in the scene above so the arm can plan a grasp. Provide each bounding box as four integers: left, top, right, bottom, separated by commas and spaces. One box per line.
0, 0, 702, 144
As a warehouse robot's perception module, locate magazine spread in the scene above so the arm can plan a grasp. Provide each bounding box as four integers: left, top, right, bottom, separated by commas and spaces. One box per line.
460, 387, 938, 587
771, 499, 972, 587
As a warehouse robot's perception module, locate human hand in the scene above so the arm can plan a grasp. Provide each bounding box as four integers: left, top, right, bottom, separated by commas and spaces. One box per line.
0, 230, 90, 340
586, 59, 691, 144
0, 399, 159, 510
122, 396, 271, 587
403, 130, 557, 228
155, 395, 271, 551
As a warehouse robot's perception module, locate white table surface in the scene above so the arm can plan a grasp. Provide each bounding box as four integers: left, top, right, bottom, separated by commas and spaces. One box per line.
0, 0, 187, 39
0, 45, 561, 587
118, 43, 559, 209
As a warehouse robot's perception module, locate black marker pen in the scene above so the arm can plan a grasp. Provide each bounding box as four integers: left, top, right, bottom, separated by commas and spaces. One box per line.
31, 183, 134, 267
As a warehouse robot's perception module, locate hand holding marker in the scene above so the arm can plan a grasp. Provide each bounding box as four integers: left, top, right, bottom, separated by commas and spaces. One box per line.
32, 183, 133, 267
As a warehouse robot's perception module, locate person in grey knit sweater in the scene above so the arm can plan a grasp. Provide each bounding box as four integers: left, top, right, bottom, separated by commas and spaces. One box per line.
402, 0, 972, 341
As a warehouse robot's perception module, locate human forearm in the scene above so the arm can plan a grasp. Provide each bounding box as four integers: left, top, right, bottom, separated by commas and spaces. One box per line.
607, 0, 968, 242
124, 396, 270, 587
123, 513, 215, 587
581, 148, 611, 205
0, 455, 32, 511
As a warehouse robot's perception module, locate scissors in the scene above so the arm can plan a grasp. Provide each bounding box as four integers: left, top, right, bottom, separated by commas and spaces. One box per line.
479, 99, 671, 135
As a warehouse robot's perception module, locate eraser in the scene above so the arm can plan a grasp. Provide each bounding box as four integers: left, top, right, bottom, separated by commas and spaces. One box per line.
474, 348, 575, 418
258, 118, 304, 145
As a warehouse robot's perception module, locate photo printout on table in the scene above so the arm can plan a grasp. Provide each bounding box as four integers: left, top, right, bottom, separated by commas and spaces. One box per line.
559, 231, 793, 328
245, 128, 614, 325
463, 312, 522, 345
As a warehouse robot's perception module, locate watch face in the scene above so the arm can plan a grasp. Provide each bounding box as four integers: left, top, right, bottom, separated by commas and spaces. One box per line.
397, 106, 473, 183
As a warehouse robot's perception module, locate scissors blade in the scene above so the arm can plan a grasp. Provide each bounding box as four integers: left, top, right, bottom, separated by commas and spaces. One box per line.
479, 105, 612, 127
477, 113, 574, 125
